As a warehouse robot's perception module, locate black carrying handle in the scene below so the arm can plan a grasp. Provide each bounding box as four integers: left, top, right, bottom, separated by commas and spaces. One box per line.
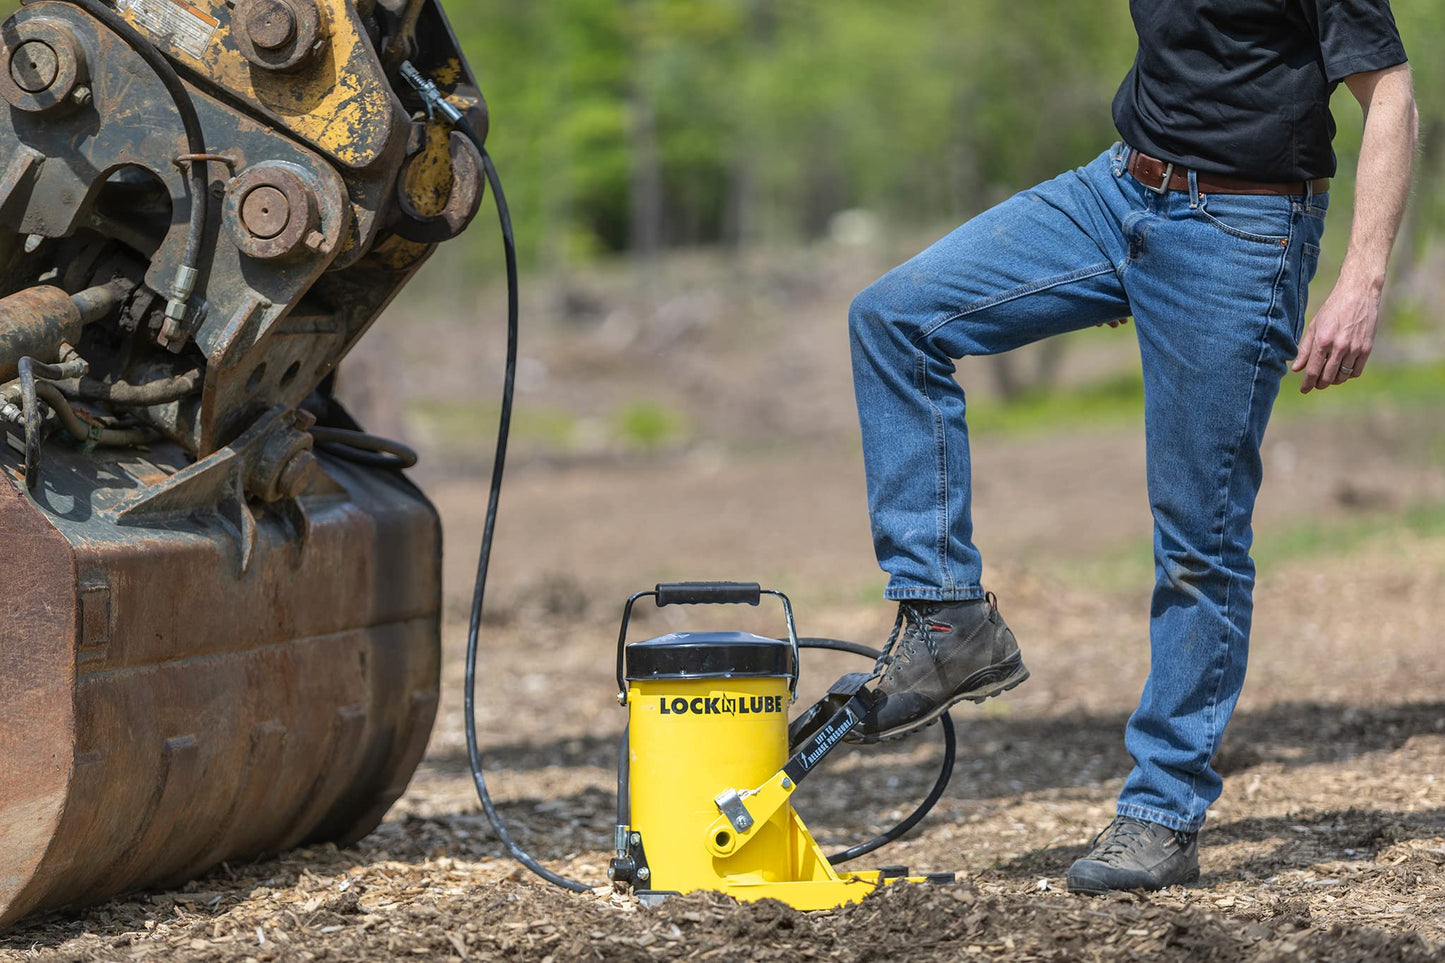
654, 581, 761, 607
615, 582, 800, 704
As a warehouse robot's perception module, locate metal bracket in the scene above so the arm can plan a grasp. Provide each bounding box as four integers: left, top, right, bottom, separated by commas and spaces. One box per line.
714, 788, 754, 833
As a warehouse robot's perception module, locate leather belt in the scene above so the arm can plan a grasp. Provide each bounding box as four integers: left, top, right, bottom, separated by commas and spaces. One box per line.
1126, 149, 1329, 197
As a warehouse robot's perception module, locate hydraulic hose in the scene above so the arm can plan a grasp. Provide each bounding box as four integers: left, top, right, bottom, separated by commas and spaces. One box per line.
453, 113, 590, 893
47, 0, 208, 339
17, 355, 85, 489
795, 638, 958, 865
310, 426, 419, 470
33, 381, 154, 448
60, 367, 203, 406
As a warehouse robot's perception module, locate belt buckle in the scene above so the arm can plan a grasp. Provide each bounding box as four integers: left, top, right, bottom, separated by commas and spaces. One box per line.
1144, 161, 1174, 195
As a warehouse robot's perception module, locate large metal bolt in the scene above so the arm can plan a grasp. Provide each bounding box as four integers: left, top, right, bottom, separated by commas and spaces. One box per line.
0, 23, 86, 114
244, 0, 297, 50
233, 0, 322, 72
9, 41, 58, 93
225, 164, 322, 260
276, 449, 317, 499
635, 867, 650, 882
240, 186, 291, 240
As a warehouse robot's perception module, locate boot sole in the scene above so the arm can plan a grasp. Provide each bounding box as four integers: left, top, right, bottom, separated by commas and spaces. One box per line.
1065, 866, 1200, 895
852, 656, 1030, 744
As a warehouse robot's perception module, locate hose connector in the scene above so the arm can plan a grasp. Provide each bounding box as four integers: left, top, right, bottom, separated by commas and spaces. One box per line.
400, 60, 464, 126
159, 264, 200, 350
0, 383, 23, 425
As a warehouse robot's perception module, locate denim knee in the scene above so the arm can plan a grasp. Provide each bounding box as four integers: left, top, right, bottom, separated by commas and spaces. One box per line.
849, 269, 922, 351
848, 278, 885, 339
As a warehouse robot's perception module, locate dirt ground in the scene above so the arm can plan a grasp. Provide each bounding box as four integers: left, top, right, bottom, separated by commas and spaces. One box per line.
4, 249, 1445, 961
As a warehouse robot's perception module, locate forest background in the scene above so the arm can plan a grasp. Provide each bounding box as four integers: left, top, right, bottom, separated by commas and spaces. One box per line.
456, 0, 1444, 284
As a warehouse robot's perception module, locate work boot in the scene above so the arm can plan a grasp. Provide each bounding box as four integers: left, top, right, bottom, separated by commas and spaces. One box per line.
848, 594, 1028, 743
1065, 816, 1200, 894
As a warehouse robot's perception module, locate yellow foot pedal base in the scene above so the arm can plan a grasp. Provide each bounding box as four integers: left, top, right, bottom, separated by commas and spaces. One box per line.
697, 868, 957, 912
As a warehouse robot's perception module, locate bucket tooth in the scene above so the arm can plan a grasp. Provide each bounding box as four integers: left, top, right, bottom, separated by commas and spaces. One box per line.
166, 721, 289, 885
88, 735, 203, 898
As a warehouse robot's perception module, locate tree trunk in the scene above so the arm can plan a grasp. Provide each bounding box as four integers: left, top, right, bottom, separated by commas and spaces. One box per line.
628, 66, 664, 257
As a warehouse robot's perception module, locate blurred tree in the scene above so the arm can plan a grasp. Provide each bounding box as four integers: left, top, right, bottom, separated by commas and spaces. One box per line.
0, 0, 1435, 305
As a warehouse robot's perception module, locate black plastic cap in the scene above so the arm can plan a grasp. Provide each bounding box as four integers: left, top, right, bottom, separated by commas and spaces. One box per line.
625, 631, 793, 682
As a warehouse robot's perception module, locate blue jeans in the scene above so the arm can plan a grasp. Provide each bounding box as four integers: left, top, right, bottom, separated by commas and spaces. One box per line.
849, 143, 1327, 831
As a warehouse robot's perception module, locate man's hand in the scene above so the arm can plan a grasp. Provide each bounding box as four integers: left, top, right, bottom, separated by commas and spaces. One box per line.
1293, 277, 1380, 390
1292, 63, 1416, 393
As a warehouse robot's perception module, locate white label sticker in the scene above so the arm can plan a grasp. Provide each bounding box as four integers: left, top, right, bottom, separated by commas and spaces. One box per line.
116, 0, 220, 61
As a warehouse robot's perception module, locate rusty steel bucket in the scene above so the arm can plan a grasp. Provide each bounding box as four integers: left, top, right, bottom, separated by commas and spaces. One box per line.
0, 445, 440, 928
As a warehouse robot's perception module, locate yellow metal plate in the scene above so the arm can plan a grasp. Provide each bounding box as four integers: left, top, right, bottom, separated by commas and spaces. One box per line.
113, 0, 398, 169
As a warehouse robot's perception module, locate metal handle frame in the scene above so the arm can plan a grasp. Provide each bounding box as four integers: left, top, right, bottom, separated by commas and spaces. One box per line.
615, 582, 801, 705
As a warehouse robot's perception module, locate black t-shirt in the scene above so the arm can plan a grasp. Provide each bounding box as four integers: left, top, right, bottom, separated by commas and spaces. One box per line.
1113, 0, 1407, 181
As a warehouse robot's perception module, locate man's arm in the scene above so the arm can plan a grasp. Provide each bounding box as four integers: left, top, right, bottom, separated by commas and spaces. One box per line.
1292, 62, 1418, 393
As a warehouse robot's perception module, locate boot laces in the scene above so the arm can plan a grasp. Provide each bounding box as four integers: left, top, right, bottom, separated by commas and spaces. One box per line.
872, 602, 938, 680
1089, 817, 1151, 864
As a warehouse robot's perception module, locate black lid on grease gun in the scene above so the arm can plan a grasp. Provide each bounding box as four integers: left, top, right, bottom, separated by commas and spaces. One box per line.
625, 632, 794, 682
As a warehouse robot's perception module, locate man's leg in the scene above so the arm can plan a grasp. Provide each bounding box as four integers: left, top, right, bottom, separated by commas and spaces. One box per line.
1067, 179, 1327, 892
849, 146, 1133, 601
848, 145, 1134, 740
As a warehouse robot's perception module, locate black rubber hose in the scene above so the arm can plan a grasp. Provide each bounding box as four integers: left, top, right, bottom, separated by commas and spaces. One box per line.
796, 636, 880, 661
310, 426, 419, 470
456, 120, 590, 893
49, 0, 208, 309
794, 637, 958, 865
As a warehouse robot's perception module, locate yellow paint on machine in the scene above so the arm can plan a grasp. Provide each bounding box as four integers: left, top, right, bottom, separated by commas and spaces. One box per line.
112, 0, 398, 169
401, 118, 457, 218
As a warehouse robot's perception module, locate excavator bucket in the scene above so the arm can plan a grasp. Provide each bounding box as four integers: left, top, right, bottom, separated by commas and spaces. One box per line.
0, 0, 490, 928
0, 441, 441, 927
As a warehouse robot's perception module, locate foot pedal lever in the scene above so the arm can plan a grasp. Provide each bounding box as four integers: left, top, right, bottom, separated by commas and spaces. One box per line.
786, 672, 874, 757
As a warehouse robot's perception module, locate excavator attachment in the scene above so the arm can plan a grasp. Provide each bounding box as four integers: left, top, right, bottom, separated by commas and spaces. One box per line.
0, 0, 488, 927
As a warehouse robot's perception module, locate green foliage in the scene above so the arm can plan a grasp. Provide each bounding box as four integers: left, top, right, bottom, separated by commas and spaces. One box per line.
5, 0, 1437, 276
408, 398, 580, 449
452, 0, 1140, 261
967, 370, 1145, 437
406, 396, 688, 454
447, 0, 1443, 271
963, 357, 1445, 439
613, 400, 686, 449
1067, 497, 1445, 594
